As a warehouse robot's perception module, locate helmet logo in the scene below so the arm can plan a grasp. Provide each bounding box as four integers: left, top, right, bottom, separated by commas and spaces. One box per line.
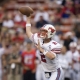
48, 27, 55, 33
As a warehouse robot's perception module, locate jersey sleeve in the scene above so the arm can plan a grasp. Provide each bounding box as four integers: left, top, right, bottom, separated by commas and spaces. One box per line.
50, 42, 62, 54
29, 33, 38, 44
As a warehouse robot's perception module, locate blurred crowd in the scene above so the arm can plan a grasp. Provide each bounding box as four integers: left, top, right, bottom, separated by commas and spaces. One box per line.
0, 0, 80, 80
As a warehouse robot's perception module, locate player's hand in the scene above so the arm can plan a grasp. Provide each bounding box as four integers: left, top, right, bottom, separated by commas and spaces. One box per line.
35, 40, 44, 53
27, 16, 31, 23
35, 39, 41, 50
27, 15, 31, 18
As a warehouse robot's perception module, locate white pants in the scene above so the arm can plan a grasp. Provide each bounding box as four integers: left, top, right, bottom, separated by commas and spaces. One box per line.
36, 64, 46, 80
43, 68, 63, 80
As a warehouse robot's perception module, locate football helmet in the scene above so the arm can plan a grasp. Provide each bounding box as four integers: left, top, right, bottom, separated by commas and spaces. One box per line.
69, 42, 77, 48
40, 24, 56, 39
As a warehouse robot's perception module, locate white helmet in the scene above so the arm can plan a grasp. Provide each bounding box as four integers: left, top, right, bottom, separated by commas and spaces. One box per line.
69, 42, 77, 48
40, 24, 56, 39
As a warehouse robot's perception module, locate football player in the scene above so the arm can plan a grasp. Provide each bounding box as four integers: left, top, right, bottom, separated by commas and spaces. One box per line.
25, 16, 63, 80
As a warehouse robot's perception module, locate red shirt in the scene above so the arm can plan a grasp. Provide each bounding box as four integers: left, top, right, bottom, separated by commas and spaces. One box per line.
15, 21, 26, 28
21, 49, 36, 73
12, 36, 24, 42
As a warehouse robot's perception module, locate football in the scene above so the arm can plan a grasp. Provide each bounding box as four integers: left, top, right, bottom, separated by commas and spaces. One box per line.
19, 6, 33, 17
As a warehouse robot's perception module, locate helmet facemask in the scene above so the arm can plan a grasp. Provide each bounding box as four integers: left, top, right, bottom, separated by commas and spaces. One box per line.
40, 29, 48, 39
40, 24, 56, 39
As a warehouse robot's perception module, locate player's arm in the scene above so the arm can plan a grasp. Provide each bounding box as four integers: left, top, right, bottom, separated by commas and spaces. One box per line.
40, 48, 56, 60
26, 16, 33, 39
35, 40, 58, 60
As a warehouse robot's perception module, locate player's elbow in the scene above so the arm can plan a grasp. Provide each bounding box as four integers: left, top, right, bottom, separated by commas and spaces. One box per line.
47, 52, 56, 60
46, 52, 55, 60
51, 52, 57, 60
46, 52, 56, 60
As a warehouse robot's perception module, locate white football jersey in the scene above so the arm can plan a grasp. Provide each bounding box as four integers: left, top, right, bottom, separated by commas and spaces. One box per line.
30, 33, 62, 72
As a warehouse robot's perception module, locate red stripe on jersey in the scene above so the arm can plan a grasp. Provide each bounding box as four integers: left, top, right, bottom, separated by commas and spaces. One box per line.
53, 50, 61, 51
51, 48, 61, 54
53, 51, 61, 54
51, 48, 61, 50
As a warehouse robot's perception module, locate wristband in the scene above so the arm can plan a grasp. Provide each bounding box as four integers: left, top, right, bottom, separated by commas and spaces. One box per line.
26, 24, 31, 27
43, 50, 48, 55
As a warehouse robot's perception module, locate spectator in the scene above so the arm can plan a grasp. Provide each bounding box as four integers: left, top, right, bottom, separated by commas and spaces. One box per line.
71, 45, 80, 80
2, 43, 22, 80
77, 45, 80, 77
62, 0, 75, 15
34, 7, 49, 22
64, 32, 73, 50
0, 7, 4, 33
73, 0, 80, 14
59, 46, 69, 80
75, 25, 80, 39
2, 16, 14, 28
66, 42, 78, 80
0, 44, 5, 80
14, 12, 22, 22
35, 15, 49, 28
71, 31, 78, 42
11, 31, 24, 44
1, 39, 11, 80
14, 13, 26, 28
0, 7, 4, 20
21, 40, 36, 80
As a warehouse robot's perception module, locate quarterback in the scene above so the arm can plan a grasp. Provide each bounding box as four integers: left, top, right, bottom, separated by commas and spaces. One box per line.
26, 16, 63, 80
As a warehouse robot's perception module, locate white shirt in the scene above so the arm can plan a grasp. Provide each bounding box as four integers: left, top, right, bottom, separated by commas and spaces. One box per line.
72, 52, 80, 71
30, 33, 62, 72
34, 11, 49, 22
66, 50, 78, 64
59, 54, 69, 69
3, 20, 14, 28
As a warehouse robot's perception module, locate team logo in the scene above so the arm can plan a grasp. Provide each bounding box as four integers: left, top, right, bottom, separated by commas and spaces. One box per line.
49, 45, 51, 50
48, 27, 55, 33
